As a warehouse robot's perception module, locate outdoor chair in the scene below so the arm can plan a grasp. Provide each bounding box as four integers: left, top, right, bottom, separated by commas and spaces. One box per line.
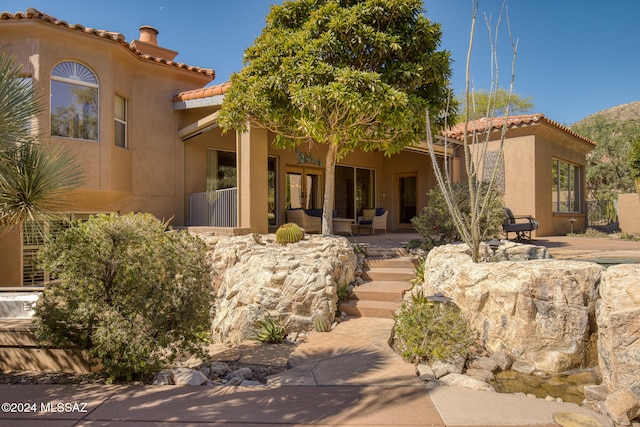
502, 207, 539, 241
357, 208, 388, 234
286, 209, 321, 233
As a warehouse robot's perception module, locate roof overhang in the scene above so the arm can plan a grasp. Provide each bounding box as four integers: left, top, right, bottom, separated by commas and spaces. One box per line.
173, 95, 224, 111
178, 111, 220, 141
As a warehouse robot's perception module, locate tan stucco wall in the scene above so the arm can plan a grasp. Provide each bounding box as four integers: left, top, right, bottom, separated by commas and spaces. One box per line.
618, 193, 640, 233
0, 19, 212, 285
0, 227, 22, 287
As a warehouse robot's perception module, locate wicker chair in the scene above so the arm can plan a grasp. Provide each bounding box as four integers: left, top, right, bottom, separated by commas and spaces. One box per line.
357, 208, 388, 234
286, 209, 321, 233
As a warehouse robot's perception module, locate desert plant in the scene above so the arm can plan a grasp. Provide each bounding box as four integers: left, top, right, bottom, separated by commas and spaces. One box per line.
35, 213, 213, 382
255, 316, 287, 343
629, 136, 640, 193
313, 317, 331, 333
336, 282, 351, 307
352, 243, 368, 256
412, 182, 504, 244
409, 257, 426, 286
394, 289, 475, 364
275, 222, 304, 244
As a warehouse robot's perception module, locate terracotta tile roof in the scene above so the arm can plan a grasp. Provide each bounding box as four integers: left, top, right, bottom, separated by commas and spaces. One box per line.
444, 113, 597, 146
172, 81, 231, 102
1, 8, 214, 79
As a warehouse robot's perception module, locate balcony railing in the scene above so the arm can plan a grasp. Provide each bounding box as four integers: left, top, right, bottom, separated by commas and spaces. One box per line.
190, 187, 237, 227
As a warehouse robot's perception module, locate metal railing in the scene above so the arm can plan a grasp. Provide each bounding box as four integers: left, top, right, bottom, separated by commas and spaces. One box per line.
189, 187, 238, 227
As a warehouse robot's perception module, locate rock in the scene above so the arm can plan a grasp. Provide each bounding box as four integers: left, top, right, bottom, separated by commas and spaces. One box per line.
240, 380, 263, 386
416, 364, 435, 381
422, 244, 603, 373
431, 358, 465, 379
583, 384, 608, 402
465, 368, 495, 382
225, 376, 243, 386
468, 356, 499, 372
228, 367, 253, 381
603, 387, 640, 426
209, 361, 231, 377
438, 373, 495, 392
511, 360, 536, 375
597, 264, 640, 392
172, 368, 208, 386
206, 234, 357, 344
152, 369, 174, 385
491, 351, 514, 371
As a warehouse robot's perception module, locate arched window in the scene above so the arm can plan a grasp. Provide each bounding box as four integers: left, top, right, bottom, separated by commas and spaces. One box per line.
50, 61, 99, 141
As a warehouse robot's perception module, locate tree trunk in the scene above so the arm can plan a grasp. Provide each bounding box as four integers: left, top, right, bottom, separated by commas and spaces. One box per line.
321, 143, 338, 235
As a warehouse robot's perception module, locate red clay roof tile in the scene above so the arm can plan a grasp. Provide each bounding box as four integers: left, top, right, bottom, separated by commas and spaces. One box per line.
172, 81, 232, 102
444, 114, 597, 146
1, 8, 215, 80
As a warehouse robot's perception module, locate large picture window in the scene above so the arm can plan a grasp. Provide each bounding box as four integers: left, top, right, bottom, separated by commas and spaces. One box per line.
335, 165, 376, 219
552, 159, 581, 212
50, 61, 99, 141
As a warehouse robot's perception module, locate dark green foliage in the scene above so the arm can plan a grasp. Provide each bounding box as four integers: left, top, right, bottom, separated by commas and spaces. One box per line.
275, 222, 304, 244
255, 316, 287, 343
411, 182, 504, 243
628, 136, 640, 185
336, 282, 351, 307
394, 290, 475, 364
35, 213, 214, 382
571, 104, 640, 200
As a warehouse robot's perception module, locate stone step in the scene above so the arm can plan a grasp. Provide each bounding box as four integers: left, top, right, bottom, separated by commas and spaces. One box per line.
364, 247, 410, 258
363, 267, 415, 282
364, 257, 417, 269
339, 299, 401, 319
351, 281, 412, 302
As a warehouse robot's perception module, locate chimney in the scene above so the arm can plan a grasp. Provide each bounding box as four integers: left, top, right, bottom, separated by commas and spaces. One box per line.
139, 26, 158, 45
131, 25, 178, 61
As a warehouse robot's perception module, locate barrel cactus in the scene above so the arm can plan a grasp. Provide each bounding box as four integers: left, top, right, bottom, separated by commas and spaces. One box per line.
275, 222, 304, 244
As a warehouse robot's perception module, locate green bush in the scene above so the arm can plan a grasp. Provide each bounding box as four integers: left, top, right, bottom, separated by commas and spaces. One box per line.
411, 182, 504, 244
629, 136, 640, 189
394, 290, 476, 364
35, 213, 214, 382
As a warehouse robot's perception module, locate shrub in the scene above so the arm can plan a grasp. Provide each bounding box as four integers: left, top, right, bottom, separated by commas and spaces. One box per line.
629, 136, 640, 188
35, 213, 213, 382
394, 290, 476, 364
411, 182, 504, 244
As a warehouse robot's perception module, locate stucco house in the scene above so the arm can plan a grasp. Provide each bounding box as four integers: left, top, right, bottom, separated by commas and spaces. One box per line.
0, 9, 596, 287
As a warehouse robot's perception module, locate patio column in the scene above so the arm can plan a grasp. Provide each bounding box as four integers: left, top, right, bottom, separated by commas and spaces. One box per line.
237, 123, 268, 233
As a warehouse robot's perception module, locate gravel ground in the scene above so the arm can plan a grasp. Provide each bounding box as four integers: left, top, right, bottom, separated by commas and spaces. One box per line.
0, 361, 287, 385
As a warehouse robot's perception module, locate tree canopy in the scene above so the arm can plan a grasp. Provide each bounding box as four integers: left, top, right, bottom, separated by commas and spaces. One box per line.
456, 88, 533, 121
218, 0, 454, 234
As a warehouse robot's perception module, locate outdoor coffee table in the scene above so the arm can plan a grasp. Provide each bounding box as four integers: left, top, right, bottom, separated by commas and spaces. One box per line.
332, 218, 355, 235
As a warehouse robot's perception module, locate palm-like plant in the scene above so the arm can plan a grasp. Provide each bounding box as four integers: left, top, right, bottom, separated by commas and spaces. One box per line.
0, 52, 84, 234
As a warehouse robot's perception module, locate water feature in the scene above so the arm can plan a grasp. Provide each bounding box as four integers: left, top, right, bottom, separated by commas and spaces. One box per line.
490, 368, 600, 405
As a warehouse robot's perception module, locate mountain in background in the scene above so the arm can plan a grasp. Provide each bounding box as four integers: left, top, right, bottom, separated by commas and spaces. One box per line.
570, 101, 640, 199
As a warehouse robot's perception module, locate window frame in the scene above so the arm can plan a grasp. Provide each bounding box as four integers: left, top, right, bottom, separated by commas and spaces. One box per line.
50, 61, 99, 141
552, 158, 582, 213
114, 94, 127, 148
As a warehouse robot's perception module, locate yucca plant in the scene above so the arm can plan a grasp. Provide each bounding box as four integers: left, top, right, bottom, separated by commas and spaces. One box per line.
275, 222, 304, 244
0, 53, 84, 235
255, 316, 286, 343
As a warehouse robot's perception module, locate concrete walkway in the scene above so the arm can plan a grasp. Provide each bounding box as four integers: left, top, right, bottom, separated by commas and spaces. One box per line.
0, 234, 628, 426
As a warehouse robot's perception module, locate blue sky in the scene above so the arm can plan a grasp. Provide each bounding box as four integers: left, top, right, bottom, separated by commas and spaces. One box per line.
4, 0, 639, 125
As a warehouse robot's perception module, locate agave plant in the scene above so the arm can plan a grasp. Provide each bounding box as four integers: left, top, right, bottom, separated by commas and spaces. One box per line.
255, 316, 286, 343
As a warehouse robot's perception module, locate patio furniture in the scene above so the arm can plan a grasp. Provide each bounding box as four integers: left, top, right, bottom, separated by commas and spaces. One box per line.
502, 207, 539, 241
357, 208, 388, 235
286, 209, 321, 233
332, 218, 355, 236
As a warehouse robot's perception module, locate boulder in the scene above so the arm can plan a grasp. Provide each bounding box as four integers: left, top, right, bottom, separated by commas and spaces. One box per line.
597, 264, 640, 392
172, 368, 208, 386
603, 387, 640, 426
438, 373, 495, 392
422, 243, 603, 373
206, 234, 357, 344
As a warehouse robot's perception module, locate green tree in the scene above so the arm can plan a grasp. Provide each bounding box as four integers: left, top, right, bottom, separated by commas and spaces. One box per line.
457, 87, 533, 121
629, 135, 640, 192
0, 52, 84, 231
36, 213, 214, 381
571, 111, 640, 201
218, 0, 454, 234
